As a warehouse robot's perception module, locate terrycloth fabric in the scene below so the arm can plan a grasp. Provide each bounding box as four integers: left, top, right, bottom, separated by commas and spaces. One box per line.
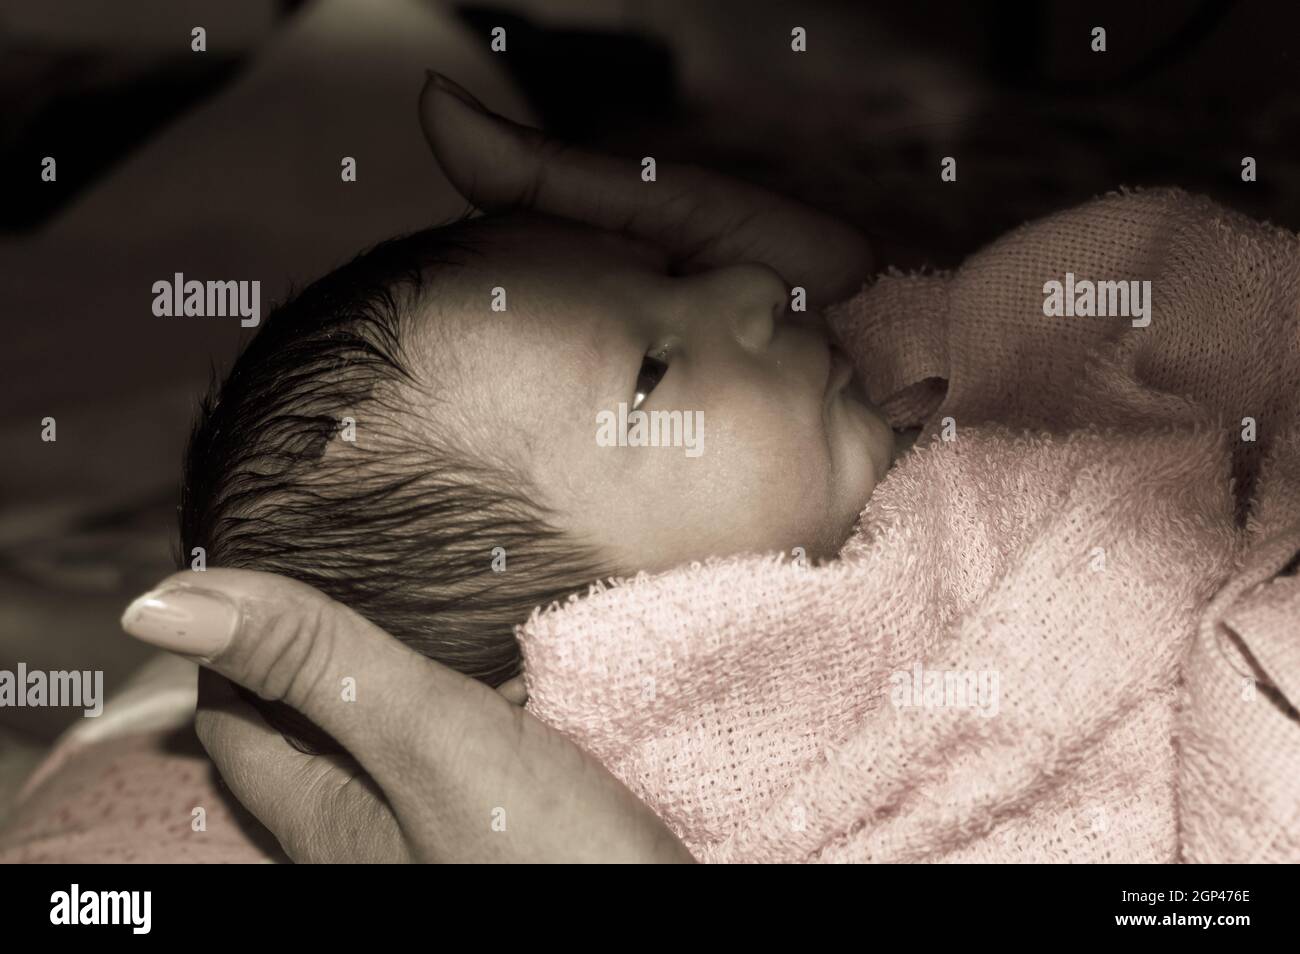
520, 188, 1300, 863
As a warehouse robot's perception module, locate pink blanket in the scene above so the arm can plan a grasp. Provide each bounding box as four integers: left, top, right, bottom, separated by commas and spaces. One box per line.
520, 188, 1300, 863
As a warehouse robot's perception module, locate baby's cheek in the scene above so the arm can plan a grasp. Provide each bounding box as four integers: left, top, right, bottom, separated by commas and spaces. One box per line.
612, 408, 835, 566
731, 432, 836, 553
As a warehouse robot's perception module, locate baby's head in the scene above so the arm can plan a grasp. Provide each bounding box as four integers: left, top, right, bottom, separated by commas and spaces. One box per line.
181, 211, 893, 750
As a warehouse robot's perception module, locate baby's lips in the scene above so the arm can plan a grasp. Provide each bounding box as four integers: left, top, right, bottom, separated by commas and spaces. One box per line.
825, 344, 855, 398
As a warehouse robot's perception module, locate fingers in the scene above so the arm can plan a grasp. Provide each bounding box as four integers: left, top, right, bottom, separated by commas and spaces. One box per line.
419, 69, 770, 255
122, 568, 502, 806
137, 570, 693, 863
122, 568, 682, 863
195, 671, 409, 863
419, 72, 872, 307
496, 674, 527, 705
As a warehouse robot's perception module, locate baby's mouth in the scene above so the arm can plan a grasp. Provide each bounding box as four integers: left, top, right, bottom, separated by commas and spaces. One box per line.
824, 344, 854, 399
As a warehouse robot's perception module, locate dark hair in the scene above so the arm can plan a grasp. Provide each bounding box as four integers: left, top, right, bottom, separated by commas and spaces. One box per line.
179, 214, 609, 754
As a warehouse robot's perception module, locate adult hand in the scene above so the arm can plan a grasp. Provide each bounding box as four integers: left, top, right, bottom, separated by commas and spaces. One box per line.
122, 569, 693, 863
421, 71, 874, 313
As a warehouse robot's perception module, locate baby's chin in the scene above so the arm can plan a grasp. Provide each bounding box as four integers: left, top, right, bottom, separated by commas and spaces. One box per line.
821, 377, 895, 555
841, 377, 896, 486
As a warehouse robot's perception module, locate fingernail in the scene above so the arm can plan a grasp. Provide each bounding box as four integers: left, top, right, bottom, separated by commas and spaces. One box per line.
426, 69, 489, 115
121, 586, 238, 657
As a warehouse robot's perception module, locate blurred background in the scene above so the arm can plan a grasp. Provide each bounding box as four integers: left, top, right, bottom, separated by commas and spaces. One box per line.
2, 0, 1297, 819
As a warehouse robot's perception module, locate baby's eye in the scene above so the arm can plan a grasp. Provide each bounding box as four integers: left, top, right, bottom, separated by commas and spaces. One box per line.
632, 349, 670, 411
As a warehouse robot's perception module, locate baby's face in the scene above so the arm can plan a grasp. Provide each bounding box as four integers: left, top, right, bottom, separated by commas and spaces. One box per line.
412, 215, 894, 573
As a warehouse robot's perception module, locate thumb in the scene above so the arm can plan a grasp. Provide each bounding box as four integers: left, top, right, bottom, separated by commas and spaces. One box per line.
420, 69, 542, 214
120, 568, 498, 803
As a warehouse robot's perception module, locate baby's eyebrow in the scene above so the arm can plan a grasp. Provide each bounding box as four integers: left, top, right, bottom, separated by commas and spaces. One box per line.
545, 312, 622, 412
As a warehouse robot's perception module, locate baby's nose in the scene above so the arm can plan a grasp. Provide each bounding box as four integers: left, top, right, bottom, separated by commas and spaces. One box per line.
709, 263, 789, 352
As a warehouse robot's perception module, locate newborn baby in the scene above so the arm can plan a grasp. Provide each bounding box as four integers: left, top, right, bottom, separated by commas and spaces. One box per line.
181, 210, 896, 751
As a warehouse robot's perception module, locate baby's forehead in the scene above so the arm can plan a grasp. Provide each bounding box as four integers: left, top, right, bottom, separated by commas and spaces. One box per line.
401, 215, 657, 460
406, 212, 664, 359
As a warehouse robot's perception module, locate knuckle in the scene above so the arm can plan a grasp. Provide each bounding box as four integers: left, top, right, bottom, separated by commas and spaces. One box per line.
659, 184, 698, 221
325, 776, 407, 863
518, 134, 568, 209
254, 597, 337, 712
272, 763, 337, 863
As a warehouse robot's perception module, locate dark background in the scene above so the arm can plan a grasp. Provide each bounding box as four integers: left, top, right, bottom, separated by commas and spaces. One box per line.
9, 2, 1298, 260
1, 0, 1295, 812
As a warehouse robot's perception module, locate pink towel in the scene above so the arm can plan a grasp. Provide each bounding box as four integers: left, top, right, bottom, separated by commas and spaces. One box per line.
520, 188, 1300, 863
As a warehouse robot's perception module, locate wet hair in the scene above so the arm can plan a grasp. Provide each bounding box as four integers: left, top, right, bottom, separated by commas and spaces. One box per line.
179, 213, 609, 754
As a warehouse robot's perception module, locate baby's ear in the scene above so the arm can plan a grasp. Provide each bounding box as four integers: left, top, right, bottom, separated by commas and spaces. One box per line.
497, 674, 528, 706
